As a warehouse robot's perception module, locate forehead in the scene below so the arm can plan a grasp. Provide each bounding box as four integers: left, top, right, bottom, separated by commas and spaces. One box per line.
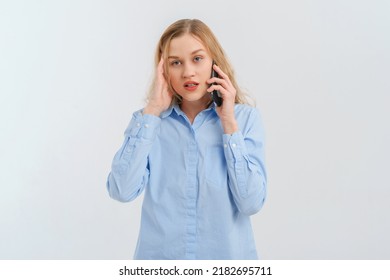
168, 34, 208, 56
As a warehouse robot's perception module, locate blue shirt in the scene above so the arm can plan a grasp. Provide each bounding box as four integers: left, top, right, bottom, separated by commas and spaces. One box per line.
106, 103, 267, 259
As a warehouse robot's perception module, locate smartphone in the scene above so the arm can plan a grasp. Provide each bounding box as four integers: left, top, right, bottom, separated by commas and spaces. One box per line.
210, 62, 223, 106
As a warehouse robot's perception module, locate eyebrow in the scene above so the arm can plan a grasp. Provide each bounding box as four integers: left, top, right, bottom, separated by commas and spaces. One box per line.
168, 49, 206, 59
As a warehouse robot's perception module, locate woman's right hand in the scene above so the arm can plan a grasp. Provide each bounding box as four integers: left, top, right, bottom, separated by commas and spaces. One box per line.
143, 58, 173, 116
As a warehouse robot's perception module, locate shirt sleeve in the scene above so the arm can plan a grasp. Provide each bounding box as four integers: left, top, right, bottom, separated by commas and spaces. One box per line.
222, 108, 267, 216
106, 110, 161, 202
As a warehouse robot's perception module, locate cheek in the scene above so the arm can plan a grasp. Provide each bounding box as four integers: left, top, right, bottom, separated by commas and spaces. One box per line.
202, 64, 212, 79
169, 69, 179, 82
169, 72, 181, 91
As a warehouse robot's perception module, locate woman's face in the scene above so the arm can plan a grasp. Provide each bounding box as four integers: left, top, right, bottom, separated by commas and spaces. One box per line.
167, 33, 213, 105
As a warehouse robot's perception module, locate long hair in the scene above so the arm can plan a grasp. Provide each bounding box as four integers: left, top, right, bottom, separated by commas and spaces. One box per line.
148, 19, 250, 105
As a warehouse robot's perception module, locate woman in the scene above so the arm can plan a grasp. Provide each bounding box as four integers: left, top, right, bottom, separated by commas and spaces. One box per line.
107, 19, 267, 260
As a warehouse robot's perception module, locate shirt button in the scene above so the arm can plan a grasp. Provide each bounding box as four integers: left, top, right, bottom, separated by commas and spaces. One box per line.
144, 124, 149, 128
136, 123, 140, 127
224, 144, 228, 148
232, 143, 237, 148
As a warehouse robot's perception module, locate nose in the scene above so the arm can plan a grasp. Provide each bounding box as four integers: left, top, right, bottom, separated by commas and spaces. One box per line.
182, 63, 195, 78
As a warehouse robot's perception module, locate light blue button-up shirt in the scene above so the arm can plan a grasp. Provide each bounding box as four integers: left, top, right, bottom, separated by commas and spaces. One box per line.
107, 103, 267, 259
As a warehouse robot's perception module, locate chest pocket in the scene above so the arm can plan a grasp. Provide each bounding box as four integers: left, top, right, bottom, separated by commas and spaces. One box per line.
205, 146, 228, 187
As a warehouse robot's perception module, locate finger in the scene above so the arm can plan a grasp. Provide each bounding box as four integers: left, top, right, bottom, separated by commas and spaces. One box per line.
207, 83, 225, 92
207, 84, 234, 99
157, 57, 165, 73
157, 58, 168, 86
213, 64, 230, 82
208, 77, 229, 89
213, 65, 234, 90
207, 79, 236, 98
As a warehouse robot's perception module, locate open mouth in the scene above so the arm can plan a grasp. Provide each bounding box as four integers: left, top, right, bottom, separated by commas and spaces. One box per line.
184, 83, 199, 87
183, 81, 199, 91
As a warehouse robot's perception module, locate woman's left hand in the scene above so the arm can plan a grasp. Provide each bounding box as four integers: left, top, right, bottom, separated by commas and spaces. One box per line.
207, 64, 238, 134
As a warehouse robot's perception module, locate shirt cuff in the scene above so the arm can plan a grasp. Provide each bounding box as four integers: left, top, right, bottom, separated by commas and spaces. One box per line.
125, 111, 161, 140
222, 131, 247, 161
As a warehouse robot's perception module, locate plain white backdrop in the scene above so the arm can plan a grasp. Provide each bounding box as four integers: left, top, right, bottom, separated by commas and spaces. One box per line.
1, 0, 389, 259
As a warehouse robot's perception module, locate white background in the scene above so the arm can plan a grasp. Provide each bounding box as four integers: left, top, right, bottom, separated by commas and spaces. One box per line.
1, 0, 389, 259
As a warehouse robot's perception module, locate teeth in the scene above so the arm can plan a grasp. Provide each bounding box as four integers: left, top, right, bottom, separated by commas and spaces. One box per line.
186, 84, 197, 87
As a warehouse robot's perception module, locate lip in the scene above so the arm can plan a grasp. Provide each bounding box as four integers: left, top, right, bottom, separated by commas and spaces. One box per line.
183, 81, 199, 92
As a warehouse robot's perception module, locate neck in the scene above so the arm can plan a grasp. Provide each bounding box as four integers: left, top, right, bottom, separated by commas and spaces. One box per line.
180, 98, 210, 124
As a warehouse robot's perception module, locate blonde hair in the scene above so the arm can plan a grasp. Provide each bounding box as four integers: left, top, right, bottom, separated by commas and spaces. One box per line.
148, 19, 250, 105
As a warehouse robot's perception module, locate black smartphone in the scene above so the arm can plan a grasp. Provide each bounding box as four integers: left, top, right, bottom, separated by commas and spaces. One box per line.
211, 62, 223, 106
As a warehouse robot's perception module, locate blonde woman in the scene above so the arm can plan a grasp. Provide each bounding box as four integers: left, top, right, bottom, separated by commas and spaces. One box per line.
107, 19, 267, 260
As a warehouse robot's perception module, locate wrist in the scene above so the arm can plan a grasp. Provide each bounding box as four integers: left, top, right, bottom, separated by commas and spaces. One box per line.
222, 119, 238, 135
143, 105, 162, 117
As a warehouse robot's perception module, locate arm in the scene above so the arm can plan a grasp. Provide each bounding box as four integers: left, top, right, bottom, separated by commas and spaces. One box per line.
106, 112, 161, 202
208, 64, 267, 215
106, 58, 172, 202
223, 108, 267, 216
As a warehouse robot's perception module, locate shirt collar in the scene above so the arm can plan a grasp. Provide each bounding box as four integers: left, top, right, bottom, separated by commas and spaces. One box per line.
160, 102, 217, 119
160, 106, 175, 119
159, 104, 183, 119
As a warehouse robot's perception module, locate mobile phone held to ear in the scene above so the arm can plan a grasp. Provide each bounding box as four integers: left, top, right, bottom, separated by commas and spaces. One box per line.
211, 62, 223, 106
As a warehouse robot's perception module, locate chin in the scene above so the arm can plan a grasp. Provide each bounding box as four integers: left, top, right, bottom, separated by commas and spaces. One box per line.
181, 92, 209, 103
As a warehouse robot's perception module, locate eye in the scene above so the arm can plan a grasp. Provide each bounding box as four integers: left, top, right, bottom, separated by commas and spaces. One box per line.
194, 56, 203, 62
170, 60, 181, 66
